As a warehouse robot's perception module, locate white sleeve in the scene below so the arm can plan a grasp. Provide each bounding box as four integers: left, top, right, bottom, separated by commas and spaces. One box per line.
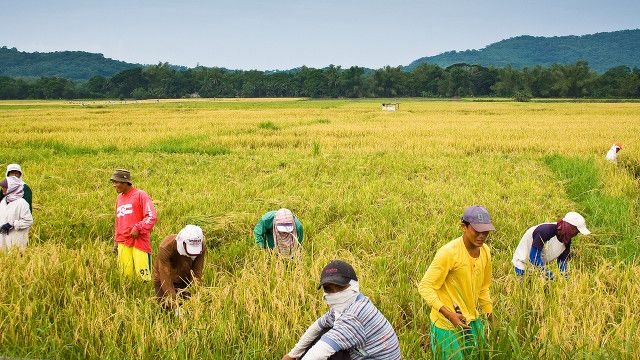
301, 340, 335, 360
287, 320, 324, 358
13, 202, 33, 230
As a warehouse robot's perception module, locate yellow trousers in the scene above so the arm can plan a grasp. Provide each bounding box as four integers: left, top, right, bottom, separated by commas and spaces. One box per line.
117, 243, 151, 281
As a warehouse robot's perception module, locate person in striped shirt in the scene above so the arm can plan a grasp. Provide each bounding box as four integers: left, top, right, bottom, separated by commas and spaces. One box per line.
418, 206, 494, 360
282, 260, 401, 360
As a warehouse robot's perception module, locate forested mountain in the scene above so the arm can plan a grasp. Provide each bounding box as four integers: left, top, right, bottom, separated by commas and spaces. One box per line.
2, 30, 640, 99
2, 29, 639, 81
405, 29, 640, 73
0, 46, 141, 80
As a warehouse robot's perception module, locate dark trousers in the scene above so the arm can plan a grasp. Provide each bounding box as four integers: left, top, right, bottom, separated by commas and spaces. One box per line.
299, 327, 351, 360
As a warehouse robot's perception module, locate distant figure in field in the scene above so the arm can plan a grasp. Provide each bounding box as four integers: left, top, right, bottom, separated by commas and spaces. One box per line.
153, 224, 205, 314
512, 211, 590, 280
605, 143, 622, 163
254, 208, 303, 257
282, 259, 401, 360
111, 169, 157, 280
0, 176, 33, 252
418, 205, 495, 360
0, 164, 32, 213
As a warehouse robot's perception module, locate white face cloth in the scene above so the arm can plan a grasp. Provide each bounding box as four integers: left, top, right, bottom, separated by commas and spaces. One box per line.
176, 240, 196, 260
3, 176, 24, 203
323, 280, 360, 319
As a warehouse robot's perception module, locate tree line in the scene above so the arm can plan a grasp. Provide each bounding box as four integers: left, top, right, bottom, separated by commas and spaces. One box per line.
1, 61, 639, 100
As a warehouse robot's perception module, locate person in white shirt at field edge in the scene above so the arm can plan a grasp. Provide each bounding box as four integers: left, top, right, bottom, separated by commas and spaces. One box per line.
605, 143, 622, 163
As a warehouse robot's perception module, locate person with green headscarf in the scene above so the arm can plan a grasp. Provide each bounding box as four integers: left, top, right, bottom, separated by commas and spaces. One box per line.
254, 208, 303, 256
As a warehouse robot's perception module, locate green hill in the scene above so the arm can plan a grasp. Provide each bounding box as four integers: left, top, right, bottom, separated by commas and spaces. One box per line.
405, 29, 640, 73
3, 29, 639, 81
0, 46, 142, 80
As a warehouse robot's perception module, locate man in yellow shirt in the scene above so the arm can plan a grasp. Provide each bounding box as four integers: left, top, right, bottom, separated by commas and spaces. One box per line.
418, 205, 494, 360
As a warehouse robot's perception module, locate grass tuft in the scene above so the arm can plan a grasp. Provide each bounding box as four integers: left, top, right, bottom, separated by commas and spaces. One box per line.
143, 136, 230, 156
258, 121, 280, 130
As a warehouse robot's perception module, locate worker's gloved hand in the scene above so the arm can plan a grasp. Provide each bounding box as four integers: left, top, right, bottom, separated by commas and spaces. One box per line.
543, 269, 554, 281
0, 223, 13, 234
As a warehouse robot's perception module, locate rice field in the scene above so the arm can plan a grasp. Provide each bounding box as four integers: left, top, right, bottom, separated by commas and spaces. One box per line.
0, 98, 639, 359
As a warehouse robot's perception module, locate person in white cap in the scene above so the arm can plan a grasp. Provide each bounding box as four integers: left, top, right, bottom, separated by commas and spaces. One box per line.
0, 164, 32, 213
153, 224, 206, 311
605, 143, 622, 163
0, 176, 33, 252
512, 212, 590, 280
254, 208, 303, 256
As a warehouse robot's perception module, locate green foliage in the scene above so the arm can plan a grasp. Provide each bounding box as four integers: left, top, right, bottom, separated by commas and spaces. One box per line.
513, 90, 532, 102
1, 60, 639, 100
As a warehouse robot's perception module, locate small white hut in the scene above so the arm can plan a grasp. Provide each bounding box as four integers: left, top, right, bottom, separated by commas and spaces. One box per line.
381, 103, 399, 111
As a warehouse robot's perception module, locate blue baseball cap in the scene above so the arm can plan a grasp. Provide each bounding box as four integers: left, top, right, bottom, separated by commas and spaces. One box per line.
462, 205, 495, 232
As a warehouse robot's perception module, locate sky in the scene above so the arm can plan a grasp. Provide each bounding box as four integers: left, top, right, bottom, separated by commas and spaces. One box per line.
1, 0, 639, 70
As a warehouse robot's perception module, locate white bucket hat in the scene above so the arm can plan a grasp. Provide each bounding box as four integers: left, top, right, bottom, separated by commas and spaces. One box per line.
563, 212, 590, 235
6, 163, 22, 176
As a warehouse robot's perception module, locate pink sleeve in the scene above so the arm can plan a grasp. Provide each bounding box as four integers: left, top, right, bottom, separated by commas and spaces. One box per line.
114, 199, 118, 241
134, 191, 157, 234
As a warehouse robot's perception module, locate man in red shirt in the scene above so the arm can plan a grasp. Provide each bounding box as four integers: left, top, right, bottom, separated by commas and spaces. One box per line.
111, 169, 157, 280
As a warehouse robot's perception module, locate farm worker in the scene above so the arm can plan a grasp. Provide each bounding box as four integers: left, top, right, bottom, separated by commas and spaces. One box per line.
254, 208, 303, 257
0, 164, 32, 213
153, 224, 205, 314
418, 205, 494, 360
0, 176, 33, 252
605, 143, 622, 163
111, 169, 157, 280
512, 212, 590, 280
282, 259, 401, 360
